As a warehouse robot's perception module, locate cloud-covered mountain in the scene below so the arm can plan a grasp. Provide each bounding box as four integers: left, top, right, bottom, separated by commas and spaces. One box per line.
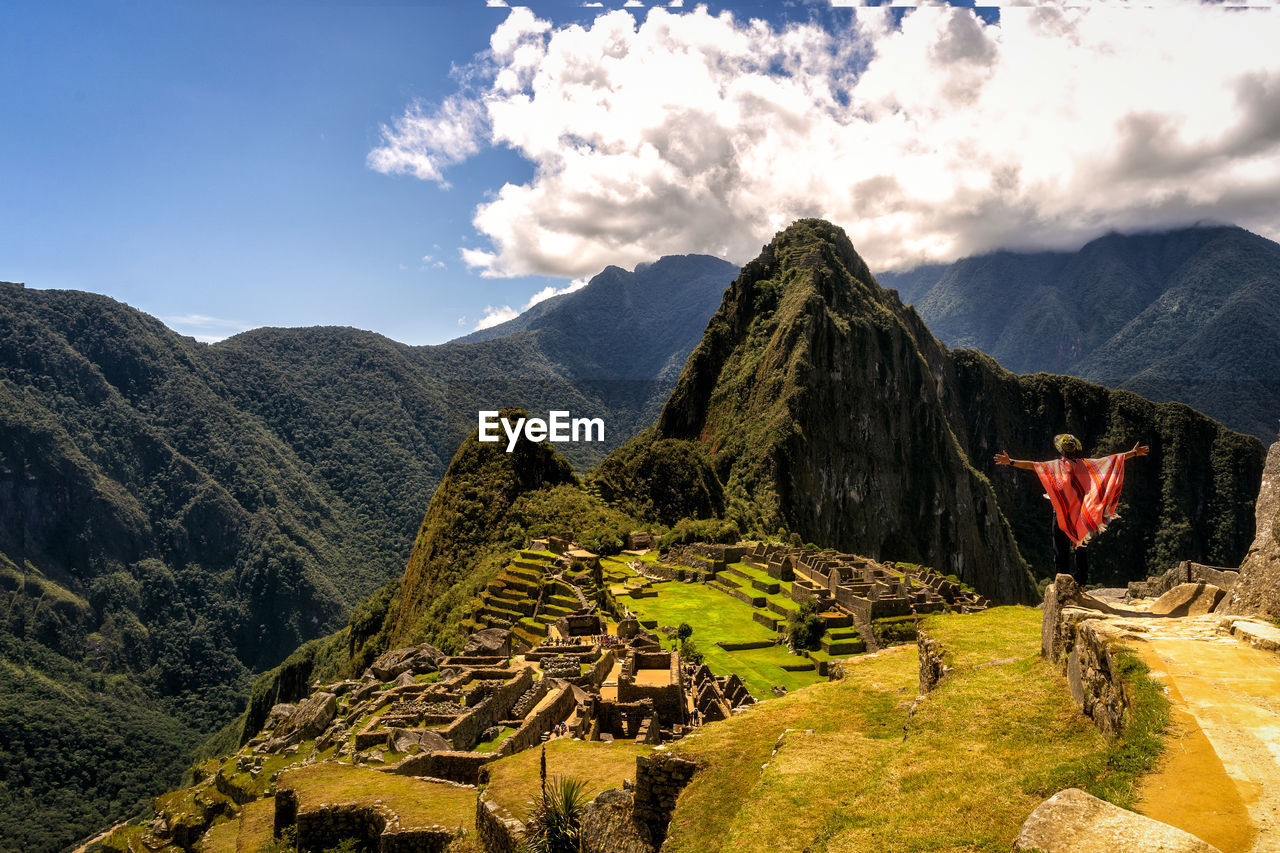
880, 225, 1280, 442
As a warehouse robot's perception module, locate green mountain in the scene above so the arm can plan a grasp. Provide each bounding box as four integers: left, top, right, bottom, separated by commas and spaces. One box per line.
878, 225, 1280, 442
0, 254, 732, 852
599, 221, 1264, 601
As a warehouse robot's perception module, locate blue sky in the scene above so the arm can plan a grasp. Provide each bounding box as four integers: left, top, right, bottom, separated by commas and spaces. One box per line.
4, 1, 1279, 345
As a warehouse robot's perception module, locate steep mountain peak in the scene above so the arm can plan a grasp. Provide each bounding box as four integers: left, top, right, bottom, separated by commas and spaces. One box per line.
645, 218, 1036, 603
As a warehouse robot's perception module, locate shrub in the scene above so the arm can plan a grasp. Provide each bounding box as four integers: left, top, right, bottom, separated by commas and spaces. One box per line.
680, 638, 704, 665
524, 776, 589, 853
786, 601, 825, 651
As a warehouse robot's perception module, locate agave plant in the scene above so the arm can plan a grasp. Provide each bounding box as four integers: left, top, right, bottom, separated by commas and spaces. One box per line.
523, 775, 589, 853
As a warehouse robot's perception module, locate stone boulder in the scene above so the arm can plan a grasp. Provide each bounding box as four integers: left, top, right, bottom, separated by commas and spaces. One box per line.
367, 642, 446, 681
1041, 574, 1116, 660
276, 691, 338, 742
579, 788, 656, 853
1013, 788, 1221, 852
266, 702, 297, 730
1150, 582, 1225, 617
463, 627, 513, 657
1222, 441, 1280, 617
386, 727, 450, 755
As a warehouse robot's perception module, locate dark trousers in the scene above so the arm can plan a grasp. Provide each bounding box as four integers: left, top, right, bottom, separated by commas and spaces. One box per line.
1053, 523, 1088, 586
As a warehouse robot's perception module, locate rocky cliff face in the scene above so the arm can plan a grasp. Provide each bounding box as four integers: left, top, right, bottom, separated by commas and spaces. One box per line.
1221, 442, 1280, 616
943, 350, 1263, 585
651, 219, 1036, 603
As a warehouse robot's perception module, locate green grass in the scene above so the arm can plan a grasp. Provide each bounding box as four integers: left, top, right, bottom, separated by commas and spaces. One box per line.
484, 739, 649, 820
663, 606, 1164, 853
607, 565, 821, 697
474, 726, 517, 754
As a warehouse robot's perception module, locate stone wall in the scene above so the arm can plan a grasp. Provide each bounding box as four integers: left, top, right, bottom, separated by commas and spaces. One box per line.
381, 751, 493, 785
1041, 574, 1138, 736
618, 653, 685, 726
497, 685, 576, 758
476, 790, 524, 853
632, 753, 699, 847
1127, 560, 1240, 601
579, 789, 656, 853
917, 631, 950, 694
442, 668, 533, 751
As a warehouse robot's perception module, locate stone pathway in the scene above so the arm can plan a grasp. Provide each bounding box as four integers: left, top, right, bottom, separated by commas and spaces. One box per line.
1115, 612, 1280, 853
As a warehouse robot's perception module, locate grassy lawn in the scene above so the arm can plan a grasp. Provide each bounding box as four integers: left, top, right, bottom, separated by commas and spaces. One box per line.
664, 606, 1164, 853
617, 578, 775, 642
484, 738, 649, 820
474, 725, 517, 753
606, 562, 822, 697
278, 763, 475, 831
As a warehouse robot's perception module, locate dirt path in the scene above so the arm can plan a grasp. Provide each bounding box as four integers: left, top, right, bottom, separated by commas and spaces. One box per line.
1126, 614, 1280, 853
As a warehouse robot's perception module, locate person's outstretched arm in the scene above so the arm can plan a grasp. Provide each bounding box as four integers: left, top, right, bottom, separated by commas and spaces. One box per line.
1123, 442, 1150, 460
993, 450, 1037, 470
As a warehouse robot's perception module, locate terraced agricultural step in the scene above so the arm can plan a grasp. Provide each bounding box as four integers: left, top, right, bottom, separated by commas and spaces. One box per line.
482, 605, 525, 622
512, 625, 543, 648
708, 581, 766, 608
499, 576, 539, 596
520, 550, 558, 562
753, 612, 782, 631
721, 567, 753, 582
768, 600, 799, 616
780, 661, 816, 672
750, 578, 781, 595
822, 637, 867, 655
826, 629, 862, 641
485, 594, 534, 615
518, 617, 549, 637
508, 565, 545, 582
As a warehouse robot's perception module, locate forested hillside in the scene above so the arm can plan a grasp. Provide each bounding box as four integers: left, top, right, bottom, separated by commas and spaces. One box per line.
0, 254, 732, 852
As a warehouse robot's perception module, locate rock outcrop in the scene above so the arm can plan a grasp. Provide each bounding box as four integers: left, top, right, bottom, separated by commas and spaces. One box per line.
367, 643, 446, 681
1150, 582, 1225, 617
1013, 788, 1222, 852
1221, 441, 1280, 617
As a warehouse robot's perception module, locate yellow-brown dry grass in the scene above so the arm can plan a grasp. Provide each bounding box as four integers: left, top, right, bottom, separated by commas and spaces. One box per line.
664, 606, 1123, 853
484, 738, 649, 820
277, 763, 475, 831
235, 797, 276, 852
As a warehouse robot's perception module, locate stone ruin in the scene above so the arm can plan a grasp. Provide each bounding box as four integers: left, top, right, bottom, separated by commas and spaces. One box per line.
744, 542, 989, 622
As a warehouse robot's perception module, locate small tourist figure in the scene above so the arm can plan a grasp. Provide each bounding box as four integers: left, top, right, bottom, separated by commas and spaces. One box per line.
994, 434, 1149, 585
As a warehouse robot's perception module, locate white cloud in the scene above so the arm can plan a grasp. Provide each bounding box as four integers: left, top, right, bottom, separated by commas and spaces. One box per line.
470, 276, 590, 331
525, 277, 589, 308
367, 95, 486, 187
161, 313, 251, 343
377, 2, 1280, 276
475, 304, 519, 330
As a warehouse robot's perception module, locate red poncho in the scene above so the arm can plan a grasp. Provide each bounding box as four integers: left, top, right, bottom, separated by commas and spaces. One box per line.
1032, 454, 1127, 547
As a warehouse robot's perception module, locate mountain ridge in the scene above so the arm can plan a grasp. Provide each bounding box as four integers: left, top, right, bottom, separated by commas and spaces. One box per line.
880, 224, 1280, 441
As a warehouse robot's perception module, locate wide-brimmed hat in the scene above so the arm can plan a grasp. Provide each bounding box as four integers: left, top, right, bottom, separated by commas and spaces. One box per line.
1054, 434, 1083, 456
